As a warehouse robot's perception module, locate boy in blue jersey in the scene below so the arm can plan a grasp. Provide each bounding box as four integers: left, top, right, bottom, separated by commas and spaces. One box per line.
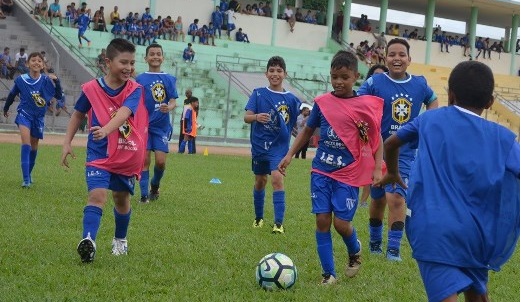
74, 7, 91, 48
278, 51, 384, 284
358, 38, 438, 261
3, 52, 63, 187
244, 56, 301, 234
375, 61, 519, 302
211, 6, 223, 39
135, 43, 178, 203
61, 38, 148, 263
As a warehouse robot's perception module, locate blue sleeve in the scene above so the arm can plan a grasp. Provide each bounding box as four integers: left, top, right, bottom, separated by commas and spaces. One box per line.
122, 86, 142, 115
357, 77, 373, 96
169, 76, 179, 99
506, 141, 520, 178
3, 81, 20, 112
185, 108, 193, 133
306, 103, 320, 129
74, 92, 91, 114
244, 90, 258, 112
396, 116, 420, 144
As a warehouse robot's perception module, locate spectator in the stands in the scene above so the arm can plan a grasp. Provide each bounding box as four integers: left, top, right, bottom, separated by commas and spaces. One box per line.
0, 47, 16, 79
225, 7, 237, 39
38, 0, 48, 22
125, 11, 133, 23
15, 48, 29, 74
65, 4, 77, 25
111, 18, 126, 38
315, 9, 325, 25
263, 2, 272, 17
48, 0, 63, 26
482, 37, 491, 59
283, 4, 293, 21
475, 36, 484, 59
93, 7, 108, 32
440, 31, 450, 53
207, 22, 216, 46
174, 16, 186, 42
304, 10, 315, 24
294, 8, 304, 22
162, 16, 174, 40
109, 5, 119, 25
228, 0, 239, 12
408, 28, 418, 39
256, 2, 265, 16
188, 19, 201, 43
372, 32, 387, 48
1, 0, 14, 16
460, 33, 470, 57
211, 6, 223, 38
142, 7, 153, 22
183, 43, 195, 63
235, 27, 250, 43
402, 29, 409, 39
96, 48, 107, 75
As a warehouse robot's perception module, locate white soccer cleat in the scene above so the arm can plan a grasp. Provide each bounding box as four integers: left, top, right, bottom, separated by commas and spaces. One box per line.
111, 238, 128, 256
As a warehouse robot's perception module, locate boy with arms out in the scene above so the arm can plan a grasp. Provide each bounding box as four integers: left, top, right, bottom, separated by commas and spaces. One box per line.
3, 52, 63, 187
135, 43, 178, 203
244, 56, 301, 234
358, 38, 438, 261
278, 51, 384, 284
61, 38, 148, 263
375, 60, 519, 302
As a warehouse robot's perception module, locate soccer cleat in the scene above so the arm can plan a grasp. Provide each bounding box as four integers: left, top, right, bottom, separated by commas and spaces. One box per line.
252, 218, 264, 228
386, 248, 402, 262
272, 223, 284, 234
111, 238, 128, 256
21, 181, 31, 188
320, 273, 337, 285
346, 239, 362, 278
149, 185, 160, 201
140, 196, 149, 203
77, 235, 96, 263
369, 240, 383, 254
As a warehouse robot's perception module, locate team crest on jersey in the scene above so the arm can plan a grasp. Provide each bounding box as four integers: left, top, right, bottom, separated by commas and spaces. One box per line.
32, 92, 46, 107
326, 126, 339, 141
110, 110, 132, 138
356, 120, 369, 144
277, 101, 289, 124
151, 81, 166, 103
391, 94, 412, 124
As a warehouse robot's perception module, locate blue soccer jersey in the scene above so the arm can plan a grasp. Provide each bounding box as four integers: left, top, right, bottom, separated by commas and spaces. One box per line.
76, 13, 90, 31
135, 71, 178, 128
245, 87, 301, 160
307, 97, 354, 173
398, 106, 519, 270
358, 72, 436, 173
8, 74, 58, 117
74, 78, 141, 163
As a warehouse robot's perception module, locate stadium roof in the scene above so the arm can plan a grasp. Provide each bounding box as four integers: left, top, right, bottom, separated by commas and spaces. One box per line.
357, 0, 520, 29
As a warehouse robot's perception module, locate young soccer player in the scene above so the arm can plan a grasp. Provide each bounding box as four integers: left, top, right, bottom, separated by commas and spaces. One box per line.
3, 52, 63, 187
74, 7, 91, 48
375, 60, 519, 302
135, 43, 178, 203
357, 38, 438, 261
244, 56, 301, 234
278, 50, 384, 284
61, 38, 148, 263
179, 97, 199, 154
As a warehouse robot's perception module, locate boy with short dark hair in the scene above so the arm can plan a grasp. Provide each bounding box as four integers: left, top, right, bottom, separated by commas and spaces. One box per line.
376, 60, 519, 302
244, 56, 301, 234
179, 97, 199, 154
61, 38, 148, 263
278, 50, 384, 284
135, 43, 178, 203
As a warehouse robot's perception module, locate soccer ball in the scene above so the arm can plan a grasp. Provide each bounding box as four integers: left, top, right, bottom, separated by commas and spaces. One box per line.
255, 253, 297, 290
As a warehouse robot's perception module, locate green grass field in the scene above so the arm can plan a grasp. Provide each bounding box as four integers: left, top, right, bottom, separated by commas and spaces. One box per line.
0, 143, 518, 301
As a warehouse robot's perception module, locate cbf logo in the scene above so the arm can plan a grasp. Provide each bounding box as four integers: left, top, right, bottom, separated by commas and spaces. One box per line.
110, 110, 132, 139
326, 126, 339, 141
151, 80, 166, 103
277, 101, 289, 124
391, 93, 412, 124
31, 92, 46, 107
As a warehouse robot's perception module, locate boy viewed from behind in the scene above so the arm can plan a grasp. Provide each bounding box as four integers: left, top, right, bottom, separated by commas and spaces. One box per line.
244, 56, 301, 234
61, 38, 148, 263
376, 60, 519, 302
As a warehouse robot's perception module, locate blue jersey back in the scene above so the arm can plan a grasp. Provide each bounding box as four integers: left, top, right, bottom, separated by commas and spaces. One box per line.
12, 74, 56, 117
135, 72, 178, 129
358, 73, 436, 171
77, 14, 90, 31
74, 78, 141, 163
245, 87, 301, 160
307, 99, 354, 173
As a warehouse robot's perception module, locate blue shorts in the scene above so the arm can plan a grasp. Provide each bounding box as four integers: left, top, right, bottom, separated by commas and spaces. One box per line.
252, 157, 281, 175
85, 166, 135, 195
15, 112, 44, 139
78, 29, 86, 36
227, 23, 236, 31
147, 125, 172, 153
310, 172, 359, 221
370, 171, 409, 199
417, 260, 488, 302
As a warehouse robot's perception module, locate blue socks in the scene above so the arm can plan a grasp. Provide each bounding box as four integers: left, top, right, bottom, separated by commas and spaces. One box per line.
139, 170, 150, 198
20, 144, 31, 184
82, 205, 103, 240
316, 231, 335, 277
179, 140, 186, 153
151, 166, 164, 187
114, 208, 131, 239
388, 230, 403, 252
342, 228, 360, 255
253, 188, 265, 220
369, 224, 383, 243
187, 140, 195, 154
29, 149, 37, 178
273, 191, 285, 225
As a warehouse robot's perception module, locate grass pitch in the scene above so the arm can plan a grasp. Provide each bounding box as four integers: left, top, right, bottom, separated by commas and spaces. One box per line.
0, 143, 518, 301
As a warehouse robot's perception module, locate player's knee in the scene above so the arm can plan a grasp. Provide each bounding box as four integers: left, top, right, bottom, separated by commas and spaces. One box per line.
390, 221, 404, 231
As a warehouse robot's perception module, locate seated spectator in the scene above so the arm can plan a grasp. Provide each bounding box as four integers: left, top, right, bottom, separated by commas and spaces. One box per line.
315, 9, 325, 25
1, 0, 13, 16
65, 4, 77, 25
15, 48, 29, 74
262, 2, 272, 17
40, 50, 50, 73
96, 48, 107, 75
199, 24, 208, 45
109, 5, 119, 25
391, 24, 399, 36
408, 28, 418, 39
294, 8, 304, 22
125, 11, 133, 23
256, 2, 265, 16
357, 14, 371, 32
283, 4, 293, 21
38, 0, 48, 22
251, 4, 259, 15
93, 7, 108, 32
241, 4, 252, 15
183, 43, 196, 63
162, 15, 174, 40
475, 36, 484, 59
33, 0, 43, 18
304, 10, 315, 24
235, 27, 250, 43
174, 16, 186, 42
48, 93, 71, 117
402, 29, 409, 38
207, 22, 216, 46
142, 7, 153, 22
0, 47, 16, 79
188, 19, 201, 43
111, 19, 126, 38
47, 0, 63, 26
